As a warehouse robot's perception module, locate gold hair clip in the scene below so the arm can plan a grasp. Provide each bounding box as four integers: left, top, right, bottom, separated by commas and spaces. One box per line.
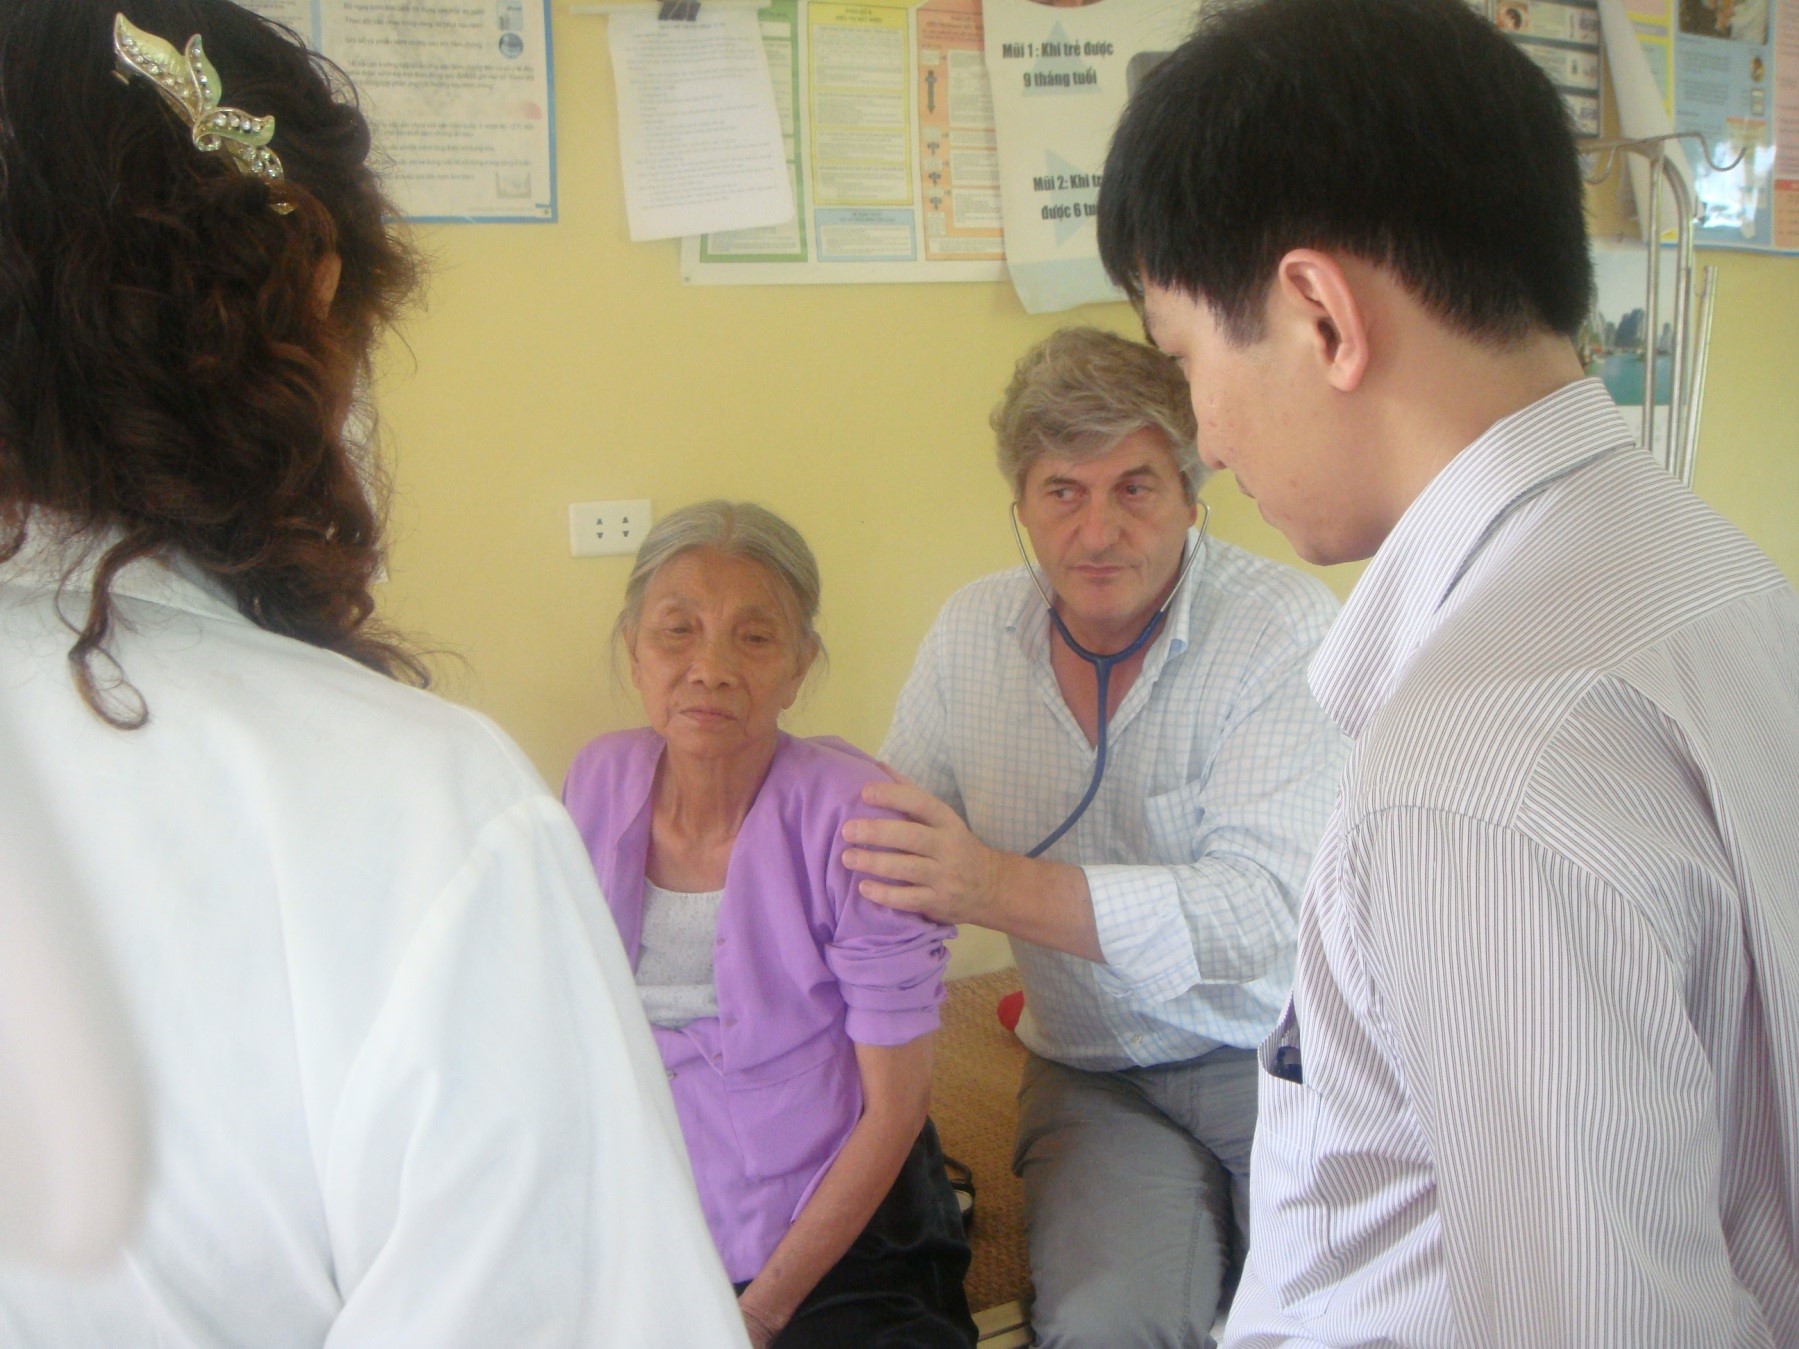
112, 13, 292, 212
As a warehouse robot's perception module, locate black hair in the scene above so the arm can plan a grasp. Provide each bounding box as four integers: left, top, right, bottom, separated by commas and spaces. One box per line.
1097, 0, 1593, 343
0, 0, 427, 726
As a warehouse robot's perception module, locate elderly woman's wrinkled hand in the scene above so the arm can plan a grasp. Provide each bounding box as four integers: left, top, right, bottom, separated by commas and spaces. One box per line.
842, 779, 1006, 927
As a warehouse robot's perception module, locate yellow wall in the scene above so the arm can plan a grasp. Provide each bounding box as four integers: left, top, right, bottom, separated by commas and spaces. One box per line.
375, 7, 1799, 975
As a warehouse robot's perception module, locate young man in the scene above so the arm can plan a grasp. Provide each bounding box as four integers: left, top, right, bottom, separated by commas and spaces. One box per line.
845, 327, 1344, 1345
1097, 0, 1799, 1343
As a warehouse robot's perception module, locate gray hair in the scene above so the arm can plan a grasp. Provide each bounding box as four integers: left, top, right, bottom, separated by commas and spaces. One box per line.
613, 500, 824, 663
990, 326, 1207, 504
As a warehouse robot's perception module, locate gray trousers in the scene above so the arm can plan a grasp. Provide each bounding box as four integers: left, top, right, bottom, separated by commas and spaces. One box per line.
1012, 1047, 1259, 1349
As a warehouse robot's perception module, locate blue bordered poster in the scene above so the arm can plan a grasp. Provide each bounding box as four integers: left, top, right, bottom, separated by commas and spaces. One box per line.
244, 0, 558, 223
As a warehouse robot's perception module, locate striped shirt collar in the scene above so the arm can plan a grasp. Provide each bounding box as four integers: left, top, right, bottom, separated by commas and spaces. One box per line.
1310, 378, 1634, 739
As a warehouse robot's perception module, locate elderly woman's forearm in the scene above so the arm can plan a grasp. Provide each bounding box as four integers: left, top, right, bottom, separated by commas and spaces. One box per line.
736, 1038, 934, 1334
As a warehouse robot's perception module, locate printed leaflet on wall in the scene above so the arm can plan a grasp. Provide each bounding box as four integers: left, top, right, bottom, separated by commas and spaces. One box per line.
981, 0, 1200, 314
681, 0, 1005, 285
606, 8, 794, 242
244, 0, 556, 222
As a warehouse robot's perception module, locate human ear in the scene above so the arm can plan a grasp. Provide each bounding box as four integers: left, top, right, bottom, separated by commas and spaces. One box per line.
1271, 249, 1371, 394
626, 631, 645, 693
783, 638, 819, 710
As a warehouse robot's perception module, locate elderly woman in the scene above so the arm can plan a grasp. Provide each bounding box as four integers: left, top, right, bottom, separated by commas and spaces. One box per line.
563, 501, 977, 1349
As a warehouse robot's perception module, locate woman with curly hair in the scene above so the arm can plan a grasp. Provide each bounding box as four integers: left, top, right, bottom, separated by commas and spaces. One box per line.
0, 3, 745, 1343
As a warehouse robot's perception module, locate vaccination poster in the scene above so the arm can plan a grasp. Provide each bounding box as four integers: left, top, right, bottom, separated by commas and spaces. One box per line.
1610, 0, 1798, 249
681, 0, 1007, 285
244, 0, 557, 223
916, 0, 1006, 262
981, 0, 1200, 314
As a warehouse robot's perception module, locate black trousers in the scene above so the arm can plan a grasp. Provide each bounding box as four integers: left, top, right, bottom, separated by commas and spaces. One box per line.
736, 1119, 977, 1348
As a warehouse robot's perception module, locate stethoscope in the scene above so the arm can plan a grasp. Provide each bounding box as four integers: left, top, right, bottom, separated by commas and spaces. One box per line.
1010, 500, 1210, 858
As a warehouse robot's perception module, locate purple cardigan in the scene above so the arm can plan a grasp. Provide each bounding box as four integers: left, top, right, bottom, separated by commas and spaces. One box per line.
563, 728, 951, 1261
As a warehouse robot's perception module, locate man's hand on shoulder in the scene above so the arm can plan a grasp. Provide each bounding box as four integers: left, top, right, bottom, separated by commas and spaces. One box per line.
843, 779, 1005, 927
844, 779, 1103, 962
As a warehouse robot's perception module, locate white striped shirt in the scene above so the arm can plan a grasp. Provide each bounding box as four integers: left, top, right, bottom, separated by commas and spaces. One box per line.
881, 531, 1344, 1069
1224, 380, 1799, 1347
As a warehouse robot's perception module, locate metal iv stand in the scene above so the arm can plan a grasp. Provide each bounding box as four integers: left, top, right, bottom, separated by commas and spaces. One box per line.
1578, 131, 1744, 486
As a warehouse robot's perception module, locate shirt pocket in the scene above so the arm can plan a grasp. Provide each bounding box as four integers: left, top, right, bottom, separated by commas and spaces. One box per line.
1251, 998, 1340, 1322
1141, 780, 1206, 863
725, 1039, 858, 1184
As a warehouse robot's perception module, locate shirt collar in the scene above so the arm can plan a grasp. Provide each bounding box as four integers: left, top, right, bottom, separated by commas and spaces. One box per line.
1, 511, 245, 625
1308, 378, 1634, 738
1006, 525, 1210, 668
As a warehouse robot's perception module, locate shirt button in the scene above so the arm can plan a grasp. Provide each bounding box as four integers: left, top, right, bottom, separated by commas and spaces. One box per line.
723, 1015, 737, 1027
666, 1069, 677, 1080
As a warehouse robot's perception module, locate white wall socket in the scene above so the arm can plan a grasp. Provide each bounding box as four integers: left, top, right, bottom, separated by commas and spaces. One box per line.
568, 499, 652, 558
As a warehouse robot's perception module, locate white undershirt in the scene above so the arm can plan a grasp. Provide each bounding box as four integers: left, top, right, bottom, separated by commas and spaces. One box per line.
637, 881, 723, 1028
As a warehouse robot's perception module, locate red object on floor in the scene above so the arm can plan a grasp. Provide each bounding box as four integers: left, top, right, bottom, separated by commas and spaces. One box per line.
996, 989, 1025, 1032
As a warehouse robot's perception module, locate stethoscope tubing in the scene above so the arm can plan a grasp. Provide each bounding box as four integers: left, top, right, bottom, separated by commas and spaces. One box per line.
1009, 502, 1210, 858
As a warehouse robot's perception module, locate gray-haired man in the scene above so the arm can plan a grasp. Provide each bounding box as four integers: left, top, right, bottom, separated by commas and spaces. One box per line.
843, 328, 1344, 1345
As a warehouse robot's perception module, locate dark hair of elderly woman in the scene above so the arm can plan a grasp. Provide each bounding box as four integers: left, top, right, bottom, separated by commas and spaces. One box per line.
0, 0, 424, 725
563, 500, 978, 1349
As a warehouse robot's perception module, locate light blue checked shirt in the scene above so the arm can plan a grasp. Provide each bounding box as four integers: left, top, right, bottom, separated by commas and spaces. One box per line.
882, 531, 1345, 1070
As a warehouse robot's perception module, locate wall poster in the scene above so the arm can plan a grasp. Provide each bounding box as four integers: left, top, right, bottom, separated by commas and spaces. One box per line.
246, 0, 557, 223
680, 0, 1007, 285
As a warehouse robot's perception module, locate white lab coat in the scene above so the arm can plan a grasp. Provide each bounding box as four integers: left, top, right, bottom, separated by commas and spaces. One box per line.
0, 714, 146, 1267
0, 522, 749, 1348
